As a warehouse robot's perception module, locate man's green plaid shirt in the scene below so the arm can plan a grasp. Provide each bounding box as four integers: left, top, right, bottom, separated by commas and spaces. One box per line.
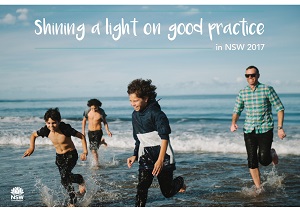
233, 82, 285, 134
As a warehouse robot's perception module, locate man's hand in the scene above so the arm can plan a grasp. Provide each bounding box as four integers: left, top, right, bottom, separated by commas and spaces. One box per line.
278, 129, 286, 140
230, 124, 238, 132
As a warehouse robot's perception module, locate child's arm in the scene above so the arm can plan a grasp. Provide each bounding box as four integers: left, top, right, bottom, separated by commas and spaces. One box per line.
82, 117, 87, 136
152, 139, 168, 176
127, 155, 137, 168
75, 132, 88, 161
127, 130, 139, 168
23, 132, 38, 158
102, 117, 112, 137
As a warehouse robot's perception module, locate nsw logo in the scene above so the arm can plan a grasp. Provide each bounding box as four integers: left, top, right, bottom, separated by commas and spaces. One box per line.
11, 187, 24, 201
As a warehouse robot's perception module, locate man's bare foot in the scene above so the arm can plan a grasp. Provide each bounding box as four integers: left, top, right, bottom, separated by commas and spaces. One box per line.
271, 148, 278, 165
101, 138, 108, 147
179, 184, 186, 193
254, 186, 264, 195
68, 203, 75, 207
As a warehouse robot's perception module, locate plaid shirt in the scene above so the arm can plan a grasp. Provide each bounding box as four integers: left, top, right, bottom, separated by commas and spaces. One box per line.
233, 82, 284, 134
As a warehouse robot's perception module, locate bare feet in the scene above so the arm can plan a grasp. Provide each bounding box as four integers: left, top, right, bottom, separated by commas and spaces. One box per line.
179, 183, 186, 193
93, 166, 100, 170
92, 162, 100, 170
255, 186, 264, 195
101, 138, 108, 147
271, 148, 278, 165
68, 203, 75, 207
77, 182, 86, 197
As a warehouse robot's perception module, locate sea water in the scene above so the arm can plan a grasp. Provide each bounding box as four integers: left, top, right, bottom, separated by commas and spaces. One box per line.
0, 94, 299, 207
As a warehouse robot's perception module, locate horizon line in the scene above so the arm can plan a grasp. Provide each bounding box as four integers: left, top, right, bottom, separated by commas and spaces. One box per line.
1, 92, 299, 101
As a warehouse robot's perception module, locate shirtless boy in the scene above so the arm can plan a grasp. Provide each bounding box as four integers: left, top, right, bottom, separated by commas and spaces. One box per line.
23, 108, 88, 207
82, 98, 112, 167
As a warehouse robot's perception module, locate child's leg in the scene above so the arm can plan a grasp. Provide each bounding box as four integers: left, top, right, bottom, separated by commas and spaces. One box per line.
91, 149, 99, 166
70, 173, 86, 195
100, 138, 108, 147
157, 170, 185, 198
136, 170, 153, 207
88, 130, 103, 166
55, 150, 79, 206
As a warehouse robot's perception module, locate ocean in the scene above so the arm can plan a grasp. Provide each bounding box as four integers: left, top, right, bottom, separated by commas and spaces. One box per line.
0, 94, 299, 207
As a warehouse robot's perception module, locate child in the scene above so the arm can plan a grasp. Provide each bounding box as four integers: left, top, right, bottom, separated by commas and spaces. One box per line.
82, 98, 112, 167
23, 108, 88, 207
126, 79, 186, 207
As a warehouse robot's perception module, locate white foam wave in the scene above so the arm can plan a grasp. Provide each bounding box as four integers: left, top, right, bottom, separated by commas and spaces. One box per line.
1, 131, 300, 155
0, 135, 53, 146
0, 116, 44, 123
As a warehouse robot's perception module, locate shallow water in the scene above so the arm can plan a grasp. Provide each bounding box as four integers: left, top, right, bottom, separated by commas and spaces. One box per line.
1, 94, 299, 207
1, 146, 299, 207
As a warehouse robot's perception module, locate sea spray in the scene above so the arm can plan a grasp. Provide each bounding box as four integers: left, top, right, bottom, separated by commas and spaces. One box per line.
76, 175, 99, 207
34, 178, 65, 207
240, 185, 265, 197
240, 165, 286, 197
261, 165, 286, 191
34, 174, 98, 207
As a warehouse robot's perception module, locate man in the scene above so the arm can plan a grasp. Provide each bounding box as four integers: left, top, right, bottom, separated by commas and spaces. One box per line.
82, 98, 112, 167
230, 65, 286, 192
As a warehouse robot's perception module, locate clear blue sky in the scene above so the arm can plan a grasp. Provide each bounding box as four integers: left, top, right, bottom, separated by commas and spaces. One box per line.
1, 4, 299, 99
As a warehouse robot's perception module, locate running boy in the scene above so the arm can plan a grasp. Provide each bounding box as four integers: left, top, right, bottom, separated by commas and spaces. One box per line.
126, 79, 186, 207
23, 108, 88, 207
82, 98, 112, 167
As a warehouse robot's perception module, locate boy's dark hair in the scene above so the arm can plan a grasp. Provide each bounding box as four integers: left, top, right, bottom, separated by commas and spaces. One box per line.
44, 108, 61, 122
87, 98, 102, 107
127, 78, 157, 100
246, 65, 260, 75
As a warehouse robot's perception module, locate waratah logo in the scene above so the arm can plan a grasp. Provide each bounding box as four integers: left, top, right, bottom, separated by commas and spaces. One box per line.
11, 187, 24, 201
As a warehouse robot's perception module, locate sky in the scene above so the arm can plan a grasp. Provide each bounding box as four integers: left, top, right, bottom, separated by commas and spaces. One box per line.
1, 2, 300, 99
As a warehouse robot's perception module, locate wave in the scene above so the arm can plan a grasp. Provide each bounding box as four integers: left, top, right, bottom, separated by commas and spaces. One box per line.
1, 114, 299, 125
2, 131, 299, 156
0, 116, 243, 124
0, 116, 45, 123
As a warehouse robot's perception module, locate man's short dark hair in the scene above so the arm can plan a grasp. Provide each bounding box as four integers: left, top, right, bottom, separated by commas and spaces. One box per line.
246, 65, 260, 75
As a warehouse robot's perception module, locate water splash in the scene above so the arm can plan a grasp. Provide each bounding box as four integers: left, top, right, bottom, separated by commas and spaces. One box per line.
261, 165, 286, 191
34, 175, 99, 207
240, 165, 286, 197
34, 178, 65, 207
107, 155, 120, 166
241, 185, 265, 197
76, 175, 99, 207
